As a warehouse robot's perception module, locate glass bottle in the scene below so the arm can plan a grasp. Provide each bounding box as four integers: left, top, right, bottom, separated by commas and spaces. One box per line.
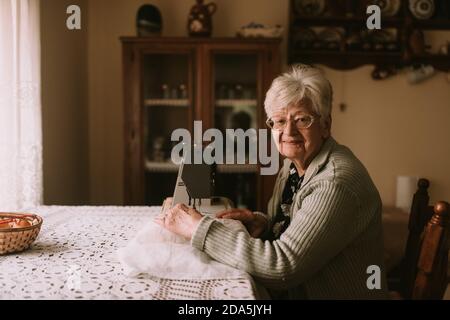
161, 84, 170, 99
179, 84, 188, 99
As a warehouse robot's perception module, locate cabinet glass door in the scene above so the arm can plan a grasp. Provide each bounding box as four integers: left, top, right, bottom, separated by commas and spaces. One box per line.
212, 53, 260, 210
142, 53, 193, 205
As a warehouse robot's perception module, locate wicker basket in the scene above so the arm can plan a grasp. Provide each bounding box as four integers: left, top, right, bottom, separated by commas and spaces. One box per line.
0, 213, 43, 255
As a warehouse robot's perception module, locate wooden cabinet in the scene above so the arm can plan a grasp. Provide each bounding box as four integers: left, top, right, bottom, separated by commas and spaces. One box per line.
120, 37, 281, 211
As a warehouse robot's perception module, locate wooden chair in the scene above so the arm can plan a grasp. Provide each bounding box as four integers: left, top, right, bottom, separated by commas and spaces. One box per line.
389, 178, 450, 299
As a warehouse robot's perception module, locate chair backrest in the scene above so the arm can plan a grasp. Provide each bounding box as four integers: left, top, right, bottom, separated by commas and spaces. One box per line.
399, 179, 432, 298
399, 178, 450, 299
412, 201, 449, 299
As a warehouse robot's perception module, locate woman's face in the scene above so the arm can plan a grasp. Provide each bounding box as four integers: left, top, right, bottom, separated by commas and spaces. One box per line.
271, 100, 330, 168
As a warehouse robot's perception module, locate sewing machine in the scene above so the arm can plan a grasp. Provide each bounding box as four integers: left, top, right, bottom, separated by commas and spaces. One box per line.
163, 162, 234, 216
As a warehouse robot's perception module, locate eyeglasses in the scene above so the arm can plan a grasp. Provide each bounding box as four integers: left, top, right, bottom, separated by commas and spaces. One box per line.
266, 114, 318, 131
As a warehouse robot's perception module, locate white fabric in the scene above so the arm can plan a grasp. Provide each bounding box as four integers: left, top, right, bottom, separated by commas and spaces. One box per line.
117, 215, 249, 280
0, 0, 43, 210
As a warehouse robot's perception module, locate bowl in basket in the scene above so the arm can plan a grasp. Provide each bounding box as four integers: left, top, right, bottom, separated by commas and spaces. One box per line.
0, 213, 43, 255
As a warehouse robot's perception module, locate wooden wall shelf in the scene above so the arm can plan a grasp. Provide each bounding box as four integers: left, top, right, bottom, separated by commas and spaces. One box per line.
292, 17, 403, 28
291, 50, 404, 70
288, 0, 450, 73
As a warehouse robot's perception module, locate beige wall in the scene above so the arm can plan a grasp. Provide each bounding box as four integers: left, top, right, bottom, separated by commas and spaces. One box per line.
327, 65, 450, 206
41, 0, 89, 204
42, 0, 450, 206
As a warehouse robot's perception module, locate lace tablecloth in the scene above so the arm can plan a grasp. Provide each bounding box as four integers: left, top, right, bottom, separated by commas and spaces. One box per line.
0, 206, 258, 300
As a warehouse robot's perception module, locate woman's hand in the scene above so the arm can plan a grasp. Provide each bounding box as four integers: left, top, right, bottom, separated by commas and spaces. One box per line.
216, 209, 268, 238
154, 203, 203, 240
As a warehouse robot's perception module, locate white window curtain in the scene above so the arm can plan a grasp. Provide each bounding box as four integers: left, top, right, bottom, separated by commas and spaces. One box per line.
0, 0, 43, 210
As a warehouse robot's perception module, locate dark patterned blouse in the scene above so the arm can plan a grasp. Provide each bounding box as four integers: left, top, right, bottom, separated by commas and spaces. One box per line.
269, 163, 304, 241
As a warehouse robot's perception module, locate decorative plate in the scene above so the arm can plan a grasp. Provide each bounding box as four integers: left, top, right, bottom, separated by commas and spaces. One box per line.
409, 0, 435, 20
345, 32, 362, 50
294, 0, 326, 17
318, 28, 344, 50
136, 4, 162, 36
371, 29, 396, 43
292, 28, 317, 49
370, 0, 401, 17
370, 29, 398, 50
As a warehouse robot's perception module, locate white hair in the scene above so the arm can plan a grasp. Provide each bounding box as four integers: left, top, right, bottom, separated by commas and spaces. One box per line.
264, 64, 333, 124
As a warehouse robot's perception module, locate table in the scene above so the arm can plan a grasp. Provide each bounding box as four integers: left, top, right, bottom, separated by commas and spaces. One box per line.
0, 206, 259, 300
3, 205, 446, 299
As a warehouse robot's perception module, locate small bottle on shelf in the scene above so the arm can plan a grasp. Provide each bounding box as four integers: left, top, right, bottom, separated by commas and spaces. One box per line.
152, 136, 166, 162
179, 84, 188, 99
242, 85, 253, 100
227, 87, 235, 100
161, 84, 170, 99
170, 86, 179, 99
235, 84, 243, 99
218, 84, 227, 99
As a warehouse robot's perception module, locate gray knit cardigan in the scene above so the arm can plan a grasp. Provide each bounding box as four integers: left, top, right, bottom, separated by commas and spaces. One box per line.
191, 137, 389, 299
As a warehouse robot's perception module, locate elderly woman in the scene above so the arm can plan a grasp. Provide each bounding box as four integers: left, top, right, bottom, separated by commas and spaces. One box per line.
155, 64, 388, 299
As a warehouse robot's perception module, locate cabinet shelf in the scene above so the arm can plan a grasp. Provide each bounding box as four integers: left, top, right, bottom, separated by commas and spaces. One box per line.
412, 19, 450, 30
145, 161, 178, 173
145, 160, 259, 174
144, 99, 190, 107
215, 99, 257, 108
